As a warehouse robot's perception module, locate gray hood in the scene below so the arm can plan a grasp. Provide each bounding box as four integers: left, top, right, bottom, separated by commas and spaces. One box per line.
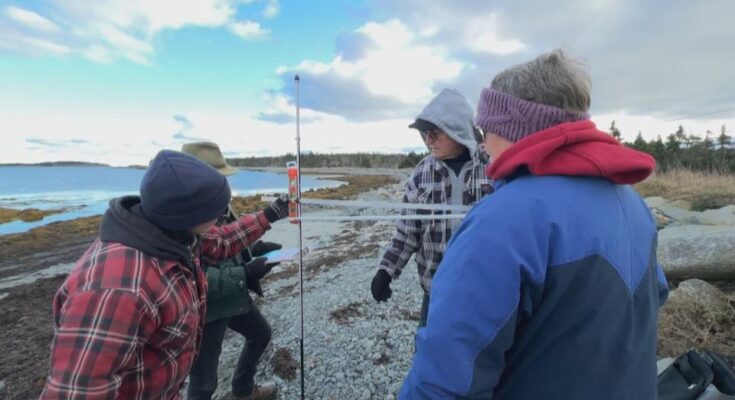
414, 88, 477, 154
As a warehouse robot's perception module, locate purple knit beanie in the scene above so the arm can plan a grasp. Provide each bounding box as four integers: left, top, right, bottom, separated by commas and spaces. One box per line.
475, 88, 590, 143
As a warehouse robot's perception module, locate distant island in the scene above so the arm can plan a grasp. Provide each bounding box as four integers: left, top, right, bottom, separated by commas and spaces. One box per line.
0, 161, 110, 167
0, 161, 149, 168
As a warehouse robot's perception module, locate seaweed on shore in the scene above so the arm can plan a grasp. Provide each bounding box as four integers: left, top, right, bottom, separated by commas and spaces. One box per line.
0, 207, 66, 224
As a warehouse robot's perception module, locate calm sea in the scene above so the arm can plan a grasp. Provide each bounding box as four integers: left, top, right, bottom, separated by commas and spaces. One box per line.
0, 166, 343, 235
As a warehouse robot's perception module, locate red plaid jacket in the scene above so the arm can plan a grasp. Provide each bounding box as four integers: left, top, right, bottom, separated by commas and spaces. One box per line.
41, 211, 271, 400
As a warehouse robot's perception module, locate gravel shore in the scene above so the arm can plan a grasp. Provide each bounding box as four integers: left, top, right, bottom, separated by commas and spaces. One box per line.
207, 175, 422, 400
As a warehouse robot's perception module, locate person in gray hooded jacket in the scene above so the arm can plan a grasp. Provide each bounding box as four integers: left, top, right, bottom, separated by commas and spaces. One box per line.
370, 88, 492, 327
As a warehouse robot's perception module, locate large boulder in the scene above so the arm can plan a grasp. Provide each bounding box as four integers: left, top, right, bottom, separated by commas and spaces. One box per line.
644, 197, 735, 227
645, 196, 668, 208
673, 279, 732, 313
658, 225, 735, 280
697, 205, 735, 226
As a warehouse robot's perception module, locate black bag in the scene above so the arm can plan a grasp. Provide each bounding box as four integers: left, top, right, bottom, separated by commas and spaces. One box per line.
658, 350, 735, 400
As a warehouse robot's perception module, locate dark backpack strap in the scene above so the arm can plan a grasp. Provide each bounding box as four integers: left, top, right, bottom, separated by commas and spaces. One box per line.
680, 351, 715, 389
705, 351, 735, 395
658, 351, 715, 400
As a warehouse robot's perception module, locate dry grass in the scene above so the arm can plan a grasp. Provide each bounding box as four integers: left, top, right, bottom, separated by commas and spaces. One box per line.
301, 175, 399, 200
229, 174, 399, 214
635, 169, 735, 210
658, 292, 735, 358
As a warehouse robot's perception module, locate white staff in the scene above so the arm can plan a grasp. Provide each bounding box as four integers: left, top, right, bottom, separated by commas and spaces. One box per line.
294, 74, 306, 400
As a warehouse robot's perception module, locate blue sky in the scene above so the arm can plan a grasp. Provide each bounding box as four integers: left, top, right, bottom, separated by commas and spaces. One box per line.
1, 0, 733, 165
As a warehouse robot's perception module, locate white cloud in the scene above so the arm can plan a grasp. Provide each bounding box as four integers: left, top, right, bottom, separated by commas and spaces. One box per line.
0, 30, 72, 56
82, 45, 115, 64
47, 0, 238, 63
419, 25, 439, 38
21, 36, 72, 55
369, 0, 735, 122
52, 0, 236, 34
2, 95, 732, 166
593, 112, 735, 143
0, 102, 425, 165
463, 14, 525, 55
4, 6, 60, 32
275, 19, 464, 121
0, 0, 278, 63
230, 20, 269, 39
263, 0, 279, 18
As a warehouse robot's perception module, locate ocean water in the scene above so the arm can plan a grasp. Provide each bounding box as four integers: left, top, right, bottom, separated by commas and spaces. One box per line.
0, 166, 343, 235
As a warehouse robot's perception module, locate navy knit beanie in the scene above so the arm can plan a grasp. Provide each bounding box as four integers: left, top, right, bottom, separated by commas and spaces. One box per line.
140, 150, 231, 231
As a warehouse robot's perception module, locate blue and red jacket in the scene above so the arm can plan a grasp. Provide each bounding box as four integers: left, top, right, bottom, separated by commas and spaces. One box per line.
401, 120, 669, 399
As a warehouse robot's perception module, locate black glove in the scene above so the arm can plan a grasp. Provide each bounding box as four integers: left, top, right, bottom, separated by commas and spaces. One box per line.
239, 241, 282, 263
245, 257, 275, 297
263, 197, 290, 223
371, 269, 392, 302
251, 241, 282, 257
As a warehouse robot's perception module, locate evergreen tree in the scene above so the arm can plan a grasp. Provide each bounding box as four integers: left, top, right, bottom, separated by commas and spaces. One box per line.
717, 124, 732, 150
632, 131, 648, 151
665, 133, 681, 153
609, 120, 622, 141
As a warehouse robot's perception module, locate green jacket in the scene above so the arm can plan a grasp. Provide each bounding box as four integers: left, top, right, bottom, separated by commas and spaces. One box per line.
205, 253, 252, 323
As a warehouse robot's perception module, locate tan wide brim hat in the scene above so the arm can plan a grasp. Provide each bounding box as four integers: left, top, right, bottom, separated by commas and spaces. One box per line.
181, 141, 240, 176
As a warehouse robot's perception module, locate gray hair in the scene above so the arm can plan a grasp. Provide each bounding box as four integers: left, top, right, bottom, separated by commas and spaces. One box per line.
490, 49, 591, 114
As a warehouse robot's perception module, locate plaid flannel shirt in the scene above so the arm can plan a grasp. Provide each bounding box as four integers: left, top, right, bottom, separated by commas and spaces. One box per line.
41, 211, 270, 400
379, 154, 492, 293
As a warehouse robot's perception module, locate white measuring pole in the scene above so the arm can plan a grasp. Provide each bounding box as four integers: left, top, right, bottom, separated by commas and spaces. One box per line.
294, 74, 305, 400
261, 196, 471, 212
295, 214, 467, 222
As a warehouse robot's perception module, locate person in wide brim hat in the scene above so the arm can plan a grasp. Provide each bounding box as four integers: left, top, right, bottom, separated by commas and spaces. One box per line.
182, 141, 287, 400
182, 141, 240, 176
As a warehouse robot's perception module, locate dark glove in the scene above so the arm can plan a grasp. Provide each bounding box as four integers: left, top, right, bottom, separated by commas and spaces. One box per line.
371, 269, 392, 302
245, 257, 275, 297
251, 241, 283, 257
263, 197, 290, 223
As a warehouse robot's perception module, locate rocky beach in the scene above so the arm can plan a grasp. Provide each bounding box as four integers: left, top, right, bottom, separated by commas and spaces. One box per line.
1, 168, 734, 399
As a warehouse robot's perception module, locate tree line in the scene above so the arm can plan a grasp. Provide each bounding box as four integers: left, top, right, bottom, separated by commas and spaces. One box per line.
611, 122, 735, 173
228, 123, 734, 173
228, 151, 428, 169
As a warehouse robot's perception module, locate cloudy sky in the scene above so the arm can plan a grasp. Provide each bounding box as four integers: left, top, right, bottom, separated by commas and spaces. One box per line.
1, 0, 733, 166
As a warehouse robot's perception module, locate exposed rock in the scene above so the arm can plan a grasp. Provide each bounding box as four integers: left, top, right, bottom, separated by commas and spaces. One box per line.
645, 197, 735, 227
651, 208, 673, 230
670, 199, 692, 210
671, 279, 732, 315
697, 205, 735, 226
656, 204, 702, 225
658, 225, 735, 280
644, 197, 668, 208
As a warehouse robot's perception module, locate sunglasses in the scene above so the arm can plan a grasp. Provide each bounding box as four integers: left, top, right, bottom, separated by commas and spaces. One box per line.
420, 129, 441, 141
473, 126, 487, 143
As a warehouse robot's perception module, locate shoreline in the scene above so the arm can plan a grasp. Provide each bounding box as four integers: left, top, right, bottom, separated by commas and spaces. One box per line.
0, 168, 405, 399
3, 167, 734, 399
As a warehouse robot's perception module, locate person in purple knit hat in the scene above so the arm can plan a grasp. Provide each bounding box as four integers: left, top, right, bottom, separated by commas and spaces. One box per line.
401, 50, 668, 399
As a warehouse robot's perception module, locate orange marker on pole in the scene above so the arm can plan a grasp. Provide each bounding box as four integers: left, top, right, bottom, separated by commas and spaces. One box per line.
287, 160, 299, 223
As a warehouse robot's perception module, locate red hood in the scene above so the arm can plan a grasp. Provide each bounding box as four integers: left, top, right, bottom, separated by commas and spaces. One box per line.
487, 120, 655, 184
